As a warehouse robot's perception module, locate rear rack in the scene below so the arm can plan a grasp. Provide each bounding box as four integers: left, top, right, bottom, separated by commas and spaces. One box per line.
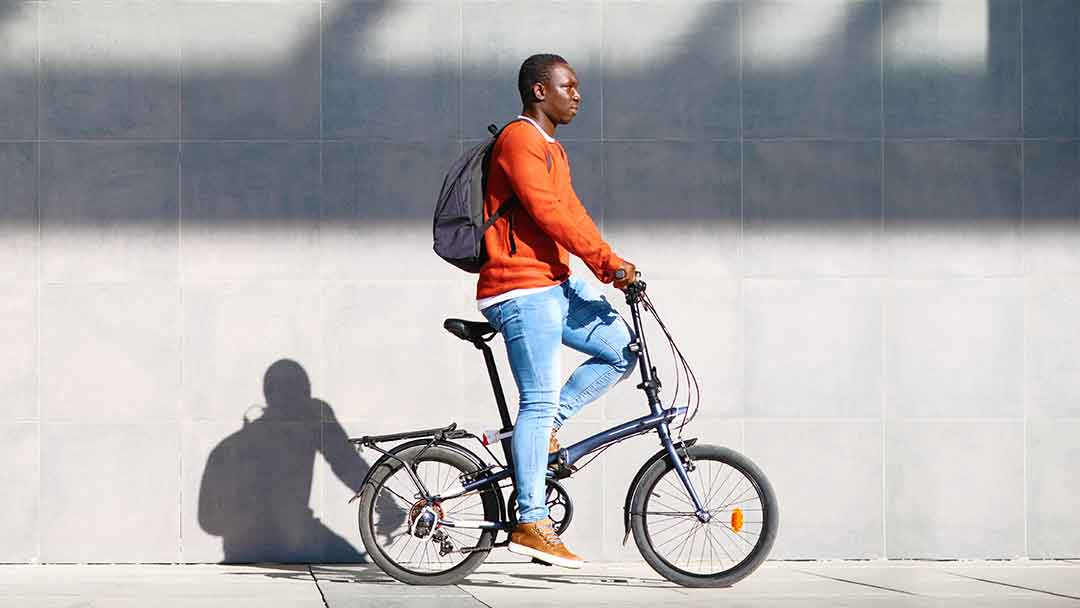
350, 422, 470, 447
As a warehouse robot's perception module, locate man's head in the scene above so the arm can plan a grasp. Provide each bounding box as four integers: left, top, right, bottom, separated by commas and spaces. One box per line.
518, 53, 581, 125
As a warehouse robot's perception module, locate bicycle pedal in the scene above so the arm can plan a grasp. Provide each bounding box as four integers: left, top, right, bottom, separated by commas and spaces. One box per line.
530, 557, 554, 567
548, 463, 577, 479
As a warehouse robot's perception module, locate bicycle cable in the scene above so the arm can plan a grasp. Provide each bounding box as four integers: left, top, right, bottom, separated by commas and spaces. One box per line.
640, 291, 701, 440
555, 286, 704, 475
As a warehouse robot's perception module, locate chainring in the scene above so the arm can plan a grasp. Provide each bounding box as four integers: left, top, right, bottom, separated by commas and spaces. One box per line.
507, 478, 574, 535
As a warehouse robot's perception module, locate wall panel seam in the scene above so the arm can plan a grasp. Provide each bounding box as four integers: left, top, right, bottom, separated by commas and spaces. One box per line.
879, 0, 887, 560
1019, 1, 1028, 558
177, 11, 185, 560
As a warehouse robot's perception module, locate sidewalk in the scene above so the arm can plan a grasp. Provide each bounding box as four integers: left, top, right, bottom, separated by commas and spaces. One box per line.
1, 560, 1078, 607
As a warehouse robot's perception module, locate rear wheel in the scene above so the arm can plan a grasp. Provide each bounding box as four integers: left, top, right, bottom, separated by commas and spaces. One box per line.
358, 444, 502, 585
630, 444, 778, 588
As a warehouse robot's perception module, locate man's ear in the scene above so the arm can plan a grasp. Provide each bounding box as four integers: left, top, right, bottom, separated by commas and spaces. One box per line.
532, 81, 547, 102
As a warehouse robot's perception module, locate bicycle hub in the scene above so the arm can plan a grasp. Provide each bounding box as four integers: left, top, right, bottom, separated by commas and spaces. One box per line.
408, 502, 443, 539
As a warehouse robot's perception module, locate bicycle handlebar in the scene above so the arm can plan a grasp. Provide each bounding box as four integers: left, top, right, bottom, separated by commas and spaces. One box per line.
621, 272, 647, 305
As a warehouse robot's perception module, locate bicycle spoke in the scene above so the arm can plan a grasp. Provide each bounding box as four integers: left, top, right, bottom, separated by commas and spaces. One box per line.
706, 467, 735, 507
380, 484, 413, 507
391, 534, 412, 562
420, 541, 430, 570
719, 483, 754, 509
705, 523, 735, 564
653, 521, 698, 551
442, 527, 481, 545
403, 533, 424, 565
446, 510, 485, 519
671, 524, 699, 566
648, 495, 689, 514
698, 521, 711, 570
716, 521, 756, 548
444, 497, 483, 516
723, 494, 762, 508
714, 526, 746, 564
684, 525, 701, 568
438, 463, 451, 494
649, 517, 697, 541
713, 477, 744, 516
659, 476, 693, 507
705, 463, 722, 503
702, 524, 723, 568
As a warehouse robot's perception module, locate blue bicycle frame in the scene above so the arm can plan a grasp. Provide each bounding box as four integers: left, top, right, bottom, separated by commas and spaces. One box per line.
432, 279, 712, 525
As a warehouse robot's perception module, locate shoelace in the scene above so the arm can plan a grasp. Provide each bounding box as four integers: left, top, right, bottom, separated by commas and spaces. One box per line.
536, 523, 563, 547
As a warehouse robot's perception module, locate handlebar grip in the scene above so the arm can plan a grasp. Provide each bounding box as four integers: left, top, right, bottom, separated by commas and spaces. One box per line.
614, 269, 627, 281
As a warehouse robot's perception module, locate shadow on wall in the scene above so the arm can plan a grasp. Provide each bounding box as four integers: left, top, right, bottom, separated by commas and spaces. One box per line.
197, 359, 371, 563
2, 0, 1078, 565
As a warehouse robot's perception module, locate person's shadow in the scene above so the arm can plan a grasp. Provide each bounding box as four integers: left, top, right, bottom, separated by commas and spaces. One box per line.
196, 359, 372, 563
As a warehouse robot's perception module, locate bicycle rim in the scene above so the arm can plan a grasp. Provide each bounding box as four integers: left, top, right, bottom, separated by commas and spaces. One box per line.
366, 454, 493, 576
639, 451, 774, 581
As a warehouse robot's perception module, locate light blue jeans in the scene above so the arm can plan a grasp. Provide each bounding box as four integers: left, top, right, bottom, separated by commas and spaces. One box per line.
481, 276, 637, 524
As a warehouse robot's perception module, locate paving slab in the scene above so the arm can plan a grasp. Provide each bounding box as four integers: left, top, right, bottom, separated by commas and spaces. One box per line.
944, 565, 1080, 601
3, 561, 1079, 607
311, 565, 485, 608
795, 561, 1080, 606
0, 564, 324, 608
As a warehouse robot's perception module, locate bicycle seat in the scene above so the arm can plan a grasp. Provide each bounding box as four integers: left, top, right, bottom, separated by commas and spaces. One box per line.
443, 318, 496, 342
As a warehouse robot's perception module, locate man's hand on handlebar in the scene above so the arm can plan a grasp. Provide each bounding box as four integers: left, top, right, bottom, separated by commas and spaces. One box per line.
613, 261, 638, 291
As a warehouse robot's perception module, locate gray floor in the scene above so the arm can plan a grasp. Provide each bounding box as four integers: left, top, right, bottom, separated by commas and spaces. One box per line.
1, 561, 1078, 607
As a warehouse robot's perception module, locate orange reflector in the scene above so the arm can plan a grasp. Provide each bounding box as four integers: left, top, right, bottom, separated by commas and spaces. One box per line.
731, 508, 744, 533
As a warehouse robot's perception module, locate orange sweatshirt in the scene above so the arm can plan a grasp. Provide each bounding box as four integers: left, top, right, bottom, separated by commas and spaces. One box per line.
476, 119, 623, 301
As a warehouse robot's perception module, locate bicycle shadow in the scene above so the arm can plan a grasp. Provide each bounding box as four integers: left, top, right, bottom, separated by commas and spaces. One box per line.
196, 359, 401, 562
459, 570, 675, 590
300, 563, 675, 591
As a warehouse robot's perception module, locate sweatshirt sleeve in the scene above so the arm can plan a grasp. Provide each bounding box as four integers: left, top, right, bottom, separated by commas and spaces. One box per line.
498, 128, 624, 283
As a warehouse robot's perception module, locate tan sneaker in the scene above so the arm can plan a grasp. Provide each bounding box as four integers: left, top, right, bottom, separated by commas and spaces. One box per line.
508, 519, 585, 569
549, 428, 560, 454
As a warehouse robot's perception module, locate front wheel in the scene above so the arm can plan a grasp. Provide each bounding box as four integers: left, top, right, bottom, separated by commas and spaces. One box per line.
630, 444, 778, 588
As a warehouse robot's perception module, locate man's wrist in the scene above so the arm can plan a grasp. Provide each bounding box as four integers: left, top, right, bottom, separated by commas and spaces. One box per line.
605, 257, 625, 283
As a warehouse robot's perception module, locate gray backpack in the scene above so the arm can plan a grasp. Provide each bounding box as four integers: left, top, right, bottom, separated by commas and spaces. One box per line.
432, 121, 522, 273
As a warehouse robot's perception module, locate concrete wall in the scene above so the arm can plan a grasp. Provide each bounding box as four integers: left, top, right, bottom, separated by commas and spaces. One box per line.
0, 0, 1078, 563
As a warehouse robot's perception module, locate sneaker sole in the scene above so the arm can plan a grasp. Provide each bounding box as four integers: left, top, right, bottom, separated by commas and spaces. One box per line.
507, 542, 585, 569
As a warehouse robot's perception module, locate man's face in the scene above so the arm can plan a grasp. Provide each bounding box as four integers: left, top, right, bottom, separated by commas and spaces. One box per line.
537, 63, 581, 125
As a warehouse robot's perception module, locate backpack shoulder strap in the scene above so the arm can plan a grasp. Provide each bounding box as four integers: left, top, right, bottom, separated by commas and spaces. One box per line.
480, 197, 517, 231
480, 118, 550, 257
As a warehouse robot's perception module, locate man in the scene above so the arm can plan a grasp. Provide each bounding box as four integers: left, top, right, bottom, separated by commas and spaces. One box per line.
478, 53, 638, 569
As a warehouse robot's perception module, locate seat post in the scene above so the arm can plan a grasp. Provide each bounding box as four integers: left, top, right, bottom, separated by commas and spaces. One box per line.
476, 341, 513, 429
475, 340, 514, 467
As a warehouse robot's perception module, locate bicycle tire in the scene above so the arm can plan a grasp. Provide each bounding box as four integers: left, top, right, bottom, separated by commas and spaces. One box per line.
358, 444, 502, 585
630, 444, 778, 588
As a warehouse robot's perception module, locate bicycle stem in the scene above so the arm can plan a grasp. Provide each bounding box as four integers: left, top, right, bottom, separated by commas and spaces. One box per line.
624, 281, 663, 415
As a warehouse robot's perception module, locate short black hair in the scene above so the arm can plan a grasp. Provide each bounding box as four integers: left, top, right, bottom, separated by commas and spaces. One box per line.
518, 53, 569, 105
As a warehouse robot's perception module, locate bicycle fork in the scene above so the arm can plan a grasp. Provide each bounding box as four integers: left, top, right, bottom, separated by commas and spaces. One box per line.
656, 422, 712, 523
623, 280, 711, 524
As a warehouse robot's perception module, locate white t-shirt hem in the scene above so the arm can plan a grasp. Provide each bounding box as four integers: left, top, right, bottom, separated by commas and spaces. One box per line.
477, 282, 563, 312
